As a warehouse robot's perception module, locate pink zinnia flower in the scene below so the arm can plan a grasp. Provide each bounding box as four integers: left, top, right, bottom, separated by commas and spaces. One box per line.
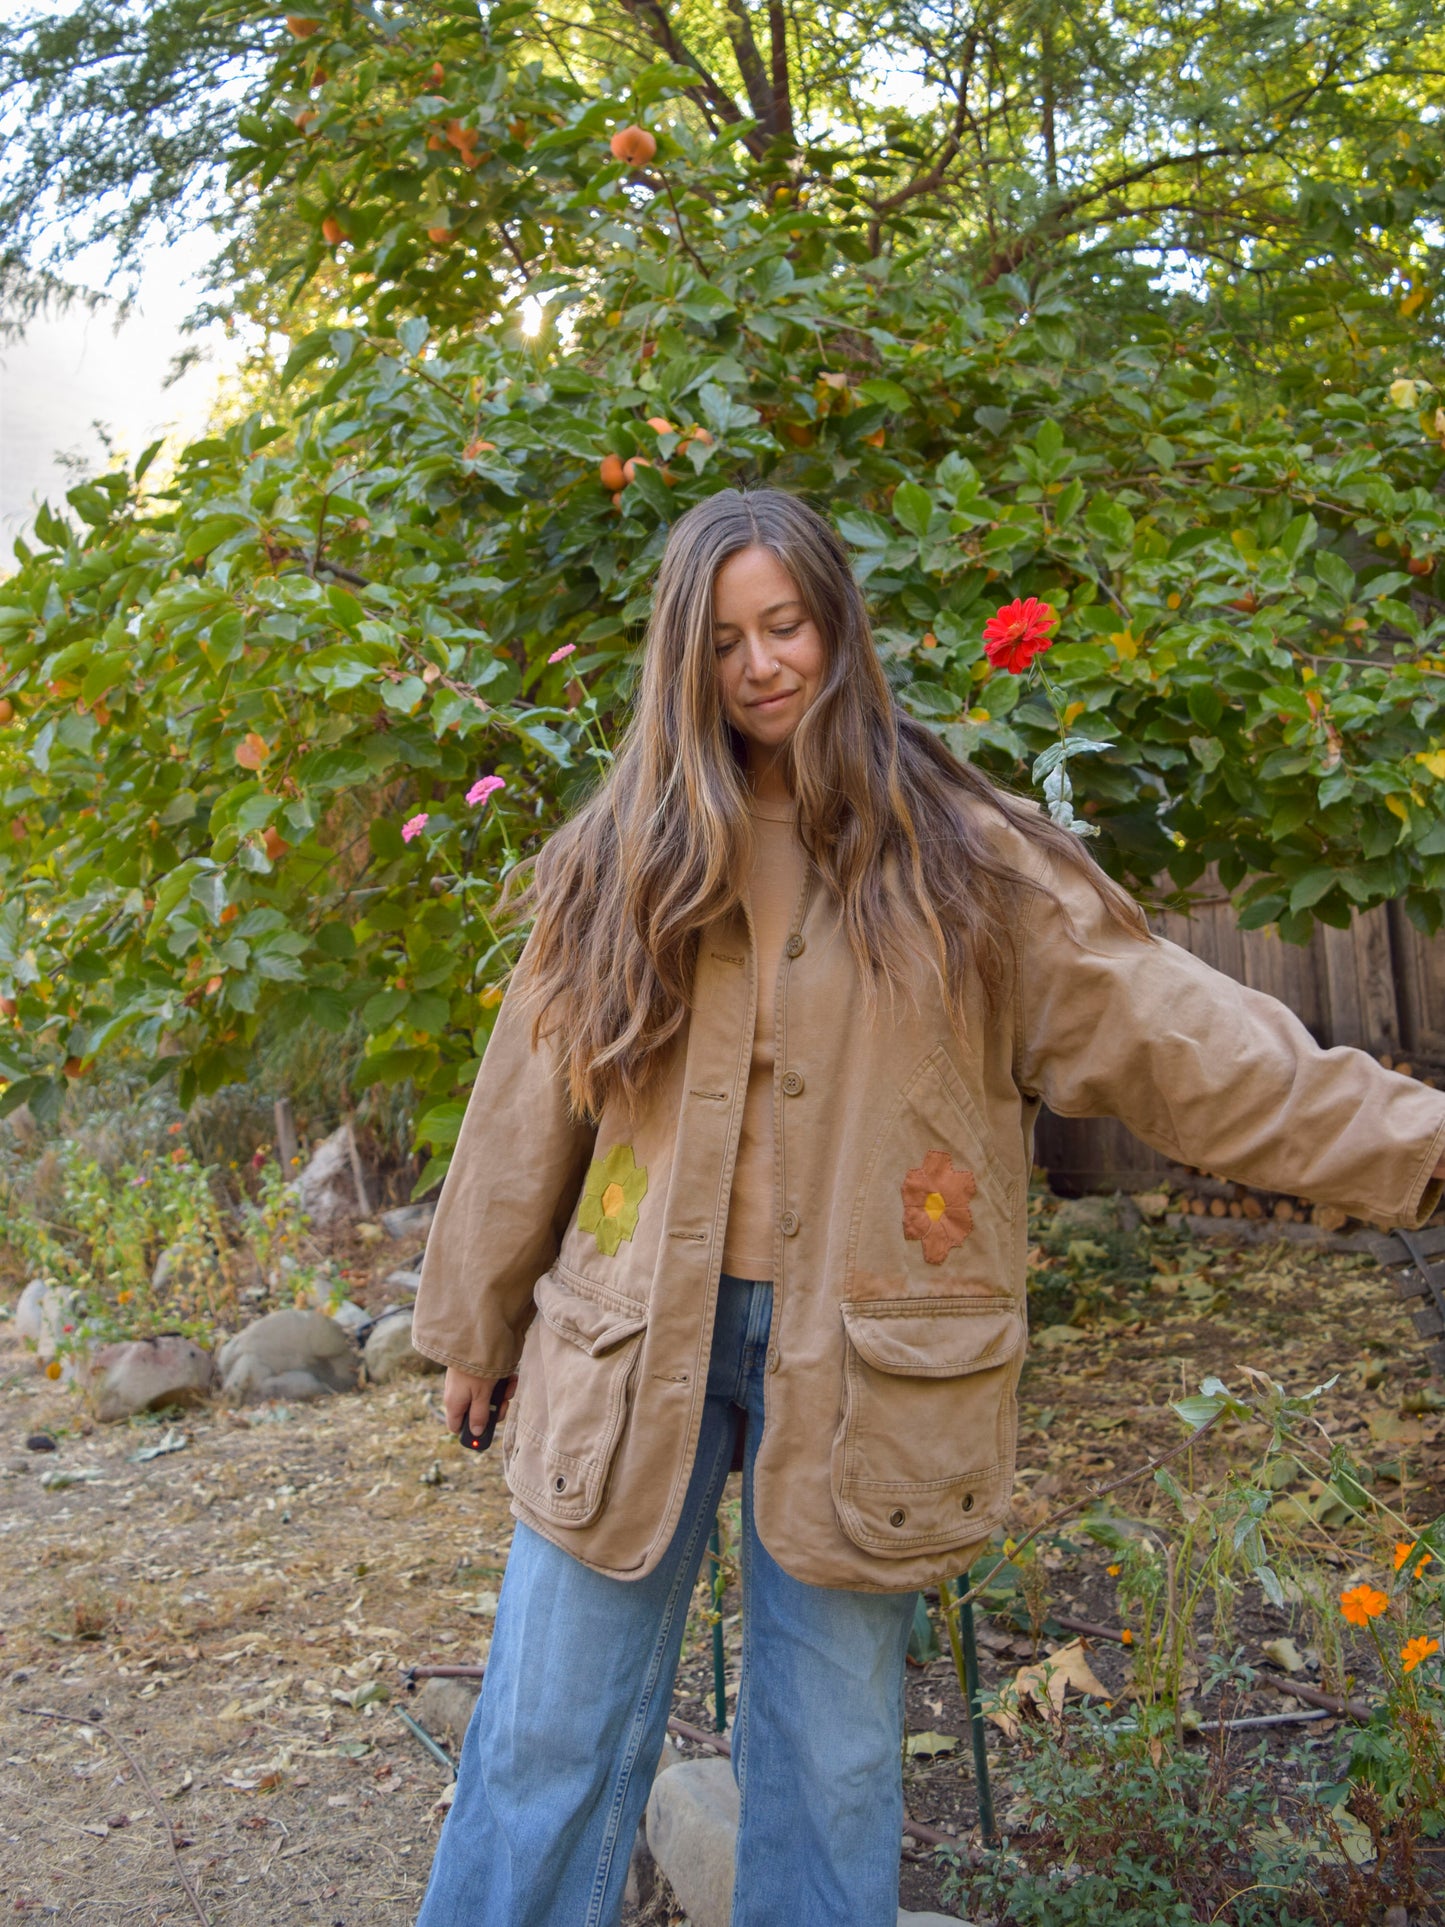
547, 643, 576, 663
401, 813, 430, 842
466, 775, 505, 807
982, 597, 1058, 673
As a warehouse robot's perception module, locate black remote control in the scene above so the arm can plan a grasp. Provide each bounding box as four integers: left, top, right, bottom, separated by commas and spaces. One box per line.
458, 1381, 507, 1453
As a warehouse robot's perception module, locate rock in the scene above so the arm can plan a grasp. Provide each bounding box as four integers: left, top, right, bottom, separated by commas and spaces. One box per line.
296, 1124, 360, 1230
384, 1268, 423, 1296
1050, 1193, 1136, 1240
35, 1284, 85, 1362
364, 1309, 442, 1384
15, 1279, 48, 1343
217, 1309, 359, 1403
380, 1202, 435, 1242
82, 1336, 214, 1424
646, 1757, 739, 1927
411, 1675, 480, 1746
151, 1244, 221, 1297
329, 1299, 371, 1336
642, 1755, 969, 1923
1130, 1189, 1171, 1222
25, 1432, 58, 1452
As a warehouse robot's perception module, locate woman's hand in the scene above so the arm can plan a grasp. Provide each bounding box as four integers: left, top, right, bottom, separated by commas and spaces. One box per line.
443, 1366, 517, 1442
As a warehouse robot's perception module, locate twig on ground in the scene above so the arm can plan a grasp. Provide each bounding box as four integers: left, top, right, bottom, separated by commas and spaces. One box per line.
1256, 1672, 1372, 1722
19, 1705, 212, 1927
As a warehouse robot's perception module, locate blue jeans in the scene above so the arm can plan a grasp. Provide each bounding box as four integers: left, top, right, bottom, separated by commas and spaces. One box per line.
416, 1274, 917, 1927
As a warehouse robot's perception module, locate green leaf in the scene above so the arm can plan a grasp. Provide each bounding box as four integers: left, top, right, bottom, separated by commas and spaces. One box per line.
892, 481, 934, 538
1288, 867, 1341, 911
183, 515, 251, 561
855, 378, 912, 411
279, 331, 336, 387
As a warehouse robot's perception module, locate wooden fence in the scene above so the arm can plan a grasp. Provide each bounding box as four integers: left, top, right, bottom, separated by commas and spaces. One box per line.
1035, 882, 1445, 1194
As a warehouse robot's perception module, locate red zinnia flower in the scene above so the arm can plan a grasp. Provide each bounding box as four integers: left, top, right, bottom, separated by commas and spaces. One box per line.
982, 597, 1058, 673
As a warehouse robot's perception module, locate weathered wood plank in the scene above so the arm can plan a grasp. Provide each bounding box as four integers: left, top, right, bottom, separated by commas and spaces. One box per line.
1387, 900, 1445, 1057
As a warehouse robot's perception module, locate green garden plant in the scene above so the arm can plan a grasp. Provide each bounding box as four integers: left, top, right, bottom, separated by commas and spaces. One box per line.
1, 5, 1443, 1185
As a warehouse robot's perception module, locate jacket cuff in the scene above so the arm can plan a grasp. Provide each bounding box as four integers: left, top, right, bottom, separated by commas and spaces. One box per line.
410, 1334, 522, 1381
1400, 1109, 1445, 1228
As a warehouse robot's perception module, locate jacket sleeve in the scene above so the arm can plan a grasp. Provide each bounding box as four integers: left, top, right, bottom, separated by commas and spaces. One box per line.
410, 927, 598, 1379
1013, 845, 1445, 1228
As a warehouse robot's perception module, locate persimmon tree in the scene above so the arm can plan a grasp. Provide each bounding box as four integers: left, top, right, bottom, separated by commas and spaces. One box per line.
1, 0, 1443, 1183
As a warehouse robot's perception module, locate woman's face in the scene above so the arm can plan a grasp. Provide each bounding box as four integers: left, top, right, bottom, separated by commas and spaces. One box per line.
711, 544, 826, 759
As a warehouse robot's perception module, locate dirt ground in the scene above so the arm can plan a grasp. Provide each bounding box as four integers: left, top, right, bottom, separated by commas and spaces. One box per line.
3, 1223, 1442, 1924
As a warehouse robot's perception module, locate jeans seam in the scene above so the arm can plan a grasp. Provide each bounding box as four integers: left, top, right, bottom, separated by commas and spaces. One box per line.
584, 1420, 734, 1927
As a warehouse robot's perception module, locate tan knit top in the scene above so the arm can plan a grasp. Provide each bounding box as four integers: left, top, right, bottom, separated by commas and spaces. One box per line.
720, 797, 809, 1280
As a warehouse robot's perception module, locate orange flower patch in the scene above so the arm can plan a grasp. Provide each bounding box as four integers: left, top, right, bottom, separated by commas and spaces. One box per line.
1401, 1635, 1440, 1674
901, 1151, 976, 1264
1340, 1583, 1389, 1626
1394, 1540, 1432, 1573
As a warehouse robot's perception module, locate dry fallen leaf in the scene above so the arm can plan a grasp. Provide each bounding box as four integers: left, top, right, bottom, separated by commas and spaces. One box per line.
1261, 1636, 1305, 1674
988, 1638, 1111, 1739
905, 1729, 959, 1759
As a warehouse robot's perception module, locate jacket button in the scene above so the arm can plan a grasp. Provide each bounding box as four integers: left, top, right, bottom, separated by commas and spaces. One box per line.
784, 932, 805, 958
779, 1210, 800, 1237
781, 1070, 804, 1096
766, 1346, 780, 1374
889, 1507, 907, 1528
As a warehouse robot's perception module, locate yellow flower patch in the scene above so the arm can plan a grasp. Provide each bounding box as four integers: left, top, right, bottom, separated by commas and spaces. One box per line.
578, 1143, 648, 1256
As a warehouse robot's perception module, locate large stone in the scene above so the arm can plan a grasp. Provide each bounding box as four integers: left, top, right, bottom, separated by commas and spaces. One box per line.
35, 1285, 88, 1364
646, 1757, 739, 1927
411, 1675, 480, 1747
1050, 1193, 1137, 1240
296, 1124, 359, 1230
83, 1335, 214, 1423
14, 1278, 47, 1343
364, 1308, 442, 1384
379, 1202, 435, 1242
645, 1755, 971, 1925
217, 1308, 359, 1403
151, 1244, 222, 1297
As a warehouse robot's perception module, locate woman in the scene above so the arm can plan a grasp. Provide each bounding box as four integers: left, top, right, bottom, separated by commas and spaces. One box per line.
411, 488, 1445, 1926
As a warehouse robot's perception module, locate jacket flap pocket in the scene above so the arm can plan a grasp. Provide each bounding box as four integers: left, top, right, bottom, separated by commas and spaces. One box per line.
538, 1270, 648, 1357
840, 1298, 1023, 1377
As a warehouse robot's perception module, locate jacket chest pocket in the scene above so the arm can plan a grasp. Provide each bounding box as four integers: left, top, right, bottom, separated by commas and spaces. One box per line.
502, 1268, 648, 1529
830, 1297, 1024, 1557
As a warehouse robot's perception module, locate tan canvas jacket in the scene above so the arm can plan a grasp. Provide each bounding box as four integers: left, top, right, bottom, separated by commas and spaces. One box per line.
412, 803, 1445, 1593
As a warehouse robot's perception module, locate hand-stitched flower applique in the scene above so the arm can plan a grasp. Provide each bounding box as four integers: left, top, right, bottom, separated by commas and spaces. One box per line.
578, 1143, 648, 1256
901, 1151, 976, 1264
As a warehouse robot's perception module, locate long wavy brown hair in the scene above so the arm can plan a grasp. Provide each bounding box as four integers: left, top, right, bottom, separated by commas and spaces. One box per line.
498, 487, 1146, 1120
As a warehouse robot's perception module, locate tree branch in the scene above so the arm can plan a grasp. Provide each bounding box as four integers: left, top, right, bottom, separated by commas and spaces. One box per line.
768, 2, 794, 145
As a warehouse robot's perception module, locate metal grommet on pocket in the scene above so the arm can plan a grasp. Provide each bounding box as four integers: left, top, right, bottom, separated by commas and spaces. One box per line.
781, 1070, 804, 1096
784, 932, 805, 958
889, 1507, 907, 1528
553, 1474, 567, 1492
779, 1210, 800, 1237
960, 1492, 975, 1513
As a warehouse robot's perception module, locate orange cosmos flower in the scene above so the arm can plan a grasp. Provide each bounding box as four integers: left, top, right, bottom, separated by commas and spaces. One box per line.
1394, 1540, 1432, 1573
1401, 1635, 1439, 1674
1340, 1584, 1389, 1626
